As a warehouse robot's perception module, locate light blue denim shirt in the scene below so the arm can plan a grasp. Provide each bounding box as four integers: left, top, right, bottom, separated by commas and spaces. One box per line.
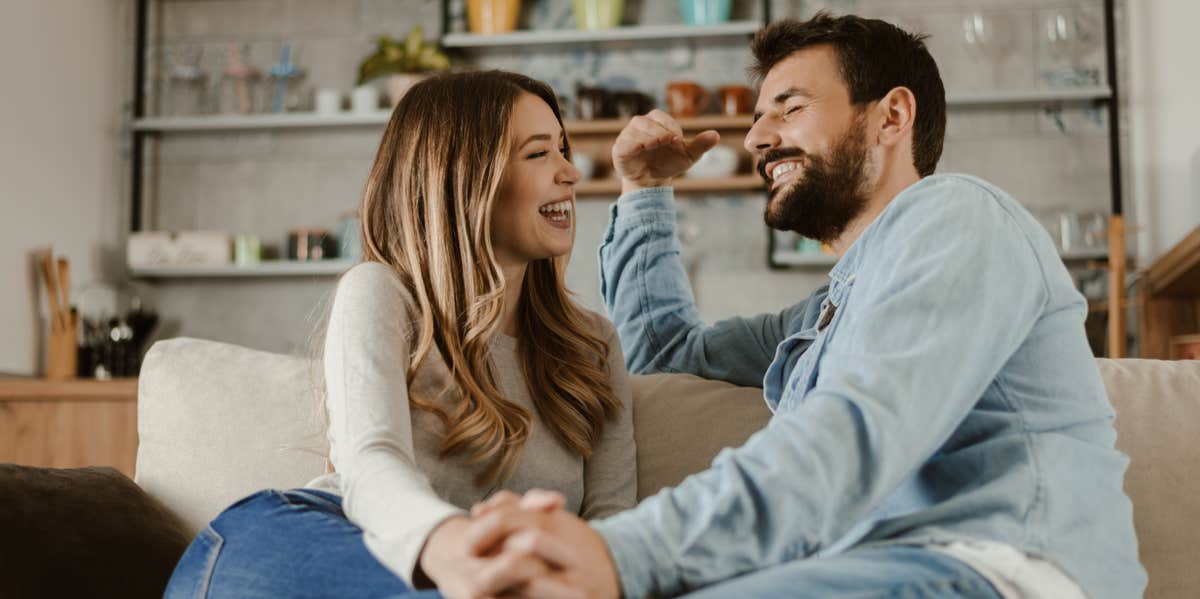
591, 174, 1145, 599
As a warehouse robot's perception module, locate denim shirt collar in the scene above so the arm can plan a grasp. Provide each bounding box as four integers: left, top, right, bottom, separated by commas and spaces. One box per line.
826, 176, 931, 301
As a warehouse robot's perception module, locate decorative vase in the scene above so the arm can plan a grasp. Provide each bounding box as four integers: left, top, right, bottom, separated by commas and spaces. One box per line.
573, 0, 623, 30
385, 73, 428, 108
680, 0, 731, 26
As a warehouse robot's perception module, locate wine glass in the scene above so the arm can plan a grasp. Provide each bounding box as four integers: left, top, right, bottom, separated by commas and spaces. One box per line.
1041, 7, 1098, 87
961, 11, 1015, 88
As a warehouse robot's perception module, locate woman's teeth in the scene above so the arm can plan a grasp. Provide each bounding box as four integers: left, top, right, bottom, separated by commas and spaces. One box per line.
539, 200, 572, 222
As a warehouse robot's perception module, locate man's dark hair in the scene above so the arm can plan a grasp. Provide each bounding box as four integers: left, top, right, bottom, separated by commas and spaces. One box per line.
750, 12, 946, 177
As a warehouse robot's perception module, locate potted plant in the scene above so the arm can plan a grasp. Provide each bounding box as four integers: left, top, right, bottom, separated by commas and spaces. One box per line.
357, 26, 451, 107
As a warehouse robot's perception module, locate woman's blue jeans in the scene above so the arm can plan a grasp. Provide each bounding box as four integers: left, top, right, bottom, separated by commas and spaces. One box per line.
163, 488, 442, 599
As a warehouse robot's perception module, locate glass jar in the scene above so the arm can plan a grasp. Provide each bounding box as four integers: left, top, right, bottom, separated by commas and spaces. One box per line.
217, 43, 263, 114
166, 45, 209, 116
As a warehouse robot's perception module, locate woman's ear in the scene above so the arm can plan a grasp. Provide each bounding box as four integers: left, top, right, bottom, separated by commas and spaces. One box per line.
874, 86, 917, 149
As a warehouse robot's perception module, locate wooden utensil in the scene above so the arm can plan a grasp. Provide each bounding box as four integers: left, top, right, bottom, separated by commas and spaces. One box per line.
38, 250, 64, 331
57, 257, 70, 324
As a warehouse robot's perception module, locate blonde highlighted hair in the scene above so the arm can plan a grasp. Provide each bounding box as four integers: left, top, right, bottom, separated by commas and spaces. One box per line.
355, 70, 621, 486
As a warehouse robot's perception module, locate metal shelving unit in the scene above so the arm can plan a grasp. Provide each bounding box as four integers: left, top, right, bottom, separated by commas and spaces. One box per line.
128, 0, 1125, 353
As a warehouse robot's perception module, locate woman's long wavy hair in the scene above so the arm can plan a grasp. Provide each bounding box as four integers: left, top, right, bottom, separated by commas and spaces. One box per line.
353, 70, 621, 487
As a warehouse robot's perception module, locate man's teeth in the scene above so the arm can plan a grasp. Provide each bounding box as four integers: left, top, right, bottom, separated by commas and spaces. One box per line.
771, 162, 800, 181
539, 200, 572, 221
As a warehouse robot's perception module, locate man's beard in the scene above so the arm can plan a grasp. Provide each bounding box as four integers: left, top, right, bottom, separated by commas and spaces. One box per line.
760, 115, 872, 245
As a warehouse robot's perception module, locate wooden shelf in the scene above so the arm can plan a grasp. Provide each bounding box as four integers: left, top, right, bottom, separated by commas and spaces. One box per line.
772, 247, 1112, 269
130, 260, 356, 279
441, 21, 761, 48
133, 113, 753, 135
567, 115, 753, 135
1137, 224, 1200, 359
130, 87, 1111, 134
0, 378, 138, 403
1144, 224, 1200, 296
577, 174, 762, 196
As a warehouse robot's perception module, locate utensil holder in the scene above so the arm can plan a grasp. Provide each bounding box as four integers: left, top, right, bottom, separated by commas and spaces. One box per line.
46, 312, 78, 380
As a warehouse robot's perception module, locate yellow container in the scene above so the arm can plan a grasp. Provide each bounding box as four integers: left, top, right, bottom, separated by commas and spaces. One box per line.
467, 0, 521, 34
573, 0, 624, 30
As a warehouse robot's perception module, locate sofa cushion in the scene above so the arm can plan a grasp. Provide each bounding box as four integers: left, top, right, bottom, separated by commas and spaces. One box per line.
1097, 358, 1200, 599
135, 337, 327, 534
0, 464, 190, 599
629, 372, 771, 499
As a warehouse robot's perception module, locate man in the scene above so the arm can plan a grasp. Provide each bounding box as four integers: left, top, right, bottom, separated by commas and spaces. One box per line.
469, 12, 1145, 598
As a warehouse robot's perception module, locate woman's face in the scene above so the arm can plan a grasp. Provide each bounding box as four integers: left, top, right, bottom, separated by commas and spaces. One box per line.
491, 93, 581, 269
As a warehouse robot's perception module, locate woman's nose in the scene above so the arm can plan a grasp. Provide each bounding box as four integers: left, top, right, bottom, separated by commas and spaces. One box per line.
558, 155, 581, 184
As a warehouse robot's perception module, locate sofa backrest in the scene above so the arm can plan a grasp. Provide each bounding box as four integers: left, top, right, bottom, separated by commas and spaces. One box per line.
135, 338, 327, 533
135, 338, 1199, 597
1096, 358, 1200, 599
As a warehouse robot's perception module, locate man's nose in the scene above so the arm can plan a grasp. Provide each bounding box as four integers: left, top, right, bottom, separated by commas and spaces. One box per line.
743, 118, 780, 154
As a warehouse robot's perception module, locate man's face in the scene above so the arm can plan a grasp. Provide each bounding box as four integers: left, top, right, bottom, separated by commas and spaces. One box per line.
745, 45, 876, 243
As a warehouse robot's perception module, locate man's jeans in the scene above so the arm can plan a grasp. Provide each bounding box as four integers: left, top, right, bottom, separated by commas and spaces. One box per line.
681, 546, 1002, 598
164, 489, 442, 599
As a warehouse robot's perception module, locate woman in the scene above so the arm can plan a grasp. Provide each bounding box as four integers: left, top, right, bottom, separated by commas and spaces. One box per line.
164, 70, 636, 599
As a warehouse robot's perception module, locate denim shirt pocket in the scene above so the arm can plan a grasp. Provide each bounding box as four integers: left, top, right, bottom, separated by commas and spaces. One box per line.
764, 327, 817, 411
783, 277, 856, 410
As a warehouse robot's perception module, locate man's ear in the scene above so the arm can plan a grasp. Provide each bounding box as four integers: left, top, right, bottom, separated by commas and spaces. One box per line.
874, 86, 916, 149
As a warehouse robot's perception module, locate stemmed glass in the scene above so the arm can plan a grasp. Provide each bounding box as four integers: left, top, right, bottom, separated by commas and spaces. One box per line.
1041, 7, 1099, 87
961, 11, 1015, 89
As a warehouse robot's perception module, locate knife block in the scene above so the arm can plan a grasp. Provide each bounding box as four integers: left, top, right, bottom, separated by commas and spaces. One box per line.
46, 313, 79, 380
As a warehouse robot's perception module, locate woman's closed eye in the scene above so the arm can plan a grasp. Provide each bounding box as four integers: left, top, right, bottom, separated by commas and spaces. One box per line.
527, 145, 570, 160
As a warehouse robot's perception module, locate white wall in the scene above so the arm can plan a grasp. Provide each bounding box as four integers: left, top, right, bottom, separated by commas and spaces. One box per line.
1126, 0, 1200, 261
0, 1, 130, 375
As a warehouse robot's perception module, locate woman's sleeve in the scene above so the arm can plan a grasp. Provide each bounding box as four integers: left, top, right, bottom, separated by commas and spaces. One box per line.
324, 263, 465, 586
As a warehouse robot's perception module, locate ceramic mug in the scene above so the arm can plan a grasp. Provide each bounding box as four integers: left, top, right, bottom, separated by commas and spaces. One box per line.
315, 88, 342, 115
686, 144, 738, 178
612, 91, 653, 118
467, 0, 521, 34
572, 153, 595, 180
350, 85, 379, 114
718, 85, 754, 116
576, 85, 612, 120
666, 81, 710, 118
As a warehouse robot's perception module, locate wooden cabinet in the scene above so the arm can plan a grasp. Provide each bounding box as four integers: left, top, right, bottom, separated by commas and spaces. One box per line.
1138, 225, 1200, 359
0, 378, 138, 477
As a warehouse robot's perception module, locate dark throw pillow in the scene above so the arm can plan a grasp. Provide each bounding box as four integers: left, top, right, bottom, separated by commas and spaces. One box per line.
0, 464, 191, 599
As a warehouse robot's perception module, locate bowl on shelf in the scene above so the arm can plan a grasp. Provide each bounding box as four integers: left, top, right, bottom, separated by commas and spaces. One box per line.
685, 145, 738, 179
572, 153, 596, 180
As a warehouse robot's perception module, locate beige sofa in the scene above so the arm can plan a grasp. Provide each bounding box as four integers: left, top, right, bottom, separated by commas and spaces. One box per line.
135, 338, 1200, 598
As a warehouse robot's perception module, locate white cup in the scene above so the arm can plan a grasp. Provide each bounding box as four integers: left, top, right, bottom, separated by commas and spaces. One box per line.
350, 85, 380, 114
572, 153, 595, 180
315, 88, 342, 115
